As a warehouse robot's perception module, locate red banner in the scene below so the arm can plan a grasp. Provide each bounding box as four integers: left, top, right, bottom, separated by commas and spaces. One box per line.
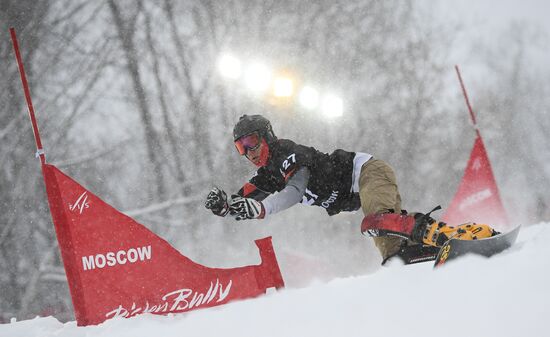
42, 164, 284, 326
442, 135, 508, 228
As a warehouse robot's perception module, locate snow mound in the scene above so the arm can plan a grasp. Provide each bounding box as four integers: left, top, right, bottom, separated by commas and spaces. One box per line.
2, 222, 549, 337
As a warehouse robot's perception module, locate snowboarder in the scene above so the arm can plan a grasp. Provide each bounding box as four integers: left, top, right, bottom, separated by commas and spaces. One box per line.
205, 114, 499, 263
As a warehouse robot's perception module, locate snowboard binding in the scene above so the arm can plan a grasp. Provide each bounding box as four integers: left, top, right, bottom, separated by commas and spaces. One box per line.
361, 205, 500, 248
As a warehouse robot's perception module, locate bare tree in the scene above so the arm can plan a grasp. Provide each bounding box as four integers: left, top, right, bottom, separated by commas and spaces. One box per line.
107, 0, 167, 202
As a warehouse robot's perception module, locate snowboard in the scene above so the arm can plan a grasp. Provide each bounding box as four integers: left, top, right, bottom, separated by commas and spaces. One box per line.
433, 226, 521, 268
361, 213, 521, 267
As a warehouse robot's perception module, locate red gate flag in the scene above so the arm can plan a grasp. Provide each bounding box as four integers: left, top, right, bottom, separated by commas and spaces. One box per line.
442, 134, 509, 228
10, 27, 283, 326
43, 164, 284, 326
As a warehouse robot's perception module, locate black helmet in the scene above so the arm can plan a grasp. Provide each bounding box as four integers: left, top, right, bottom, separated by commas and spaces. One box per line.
233, 114, 276, 144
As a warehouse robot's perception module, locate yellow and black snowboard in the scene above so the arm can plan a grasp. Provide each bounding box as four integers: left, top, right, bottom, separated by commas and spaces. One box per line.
433, 226, 521, 268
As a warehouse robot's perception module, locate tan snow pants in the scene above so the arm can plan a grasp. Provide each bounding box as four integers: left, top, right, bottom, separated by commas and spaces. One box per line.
359, 159, 405, 260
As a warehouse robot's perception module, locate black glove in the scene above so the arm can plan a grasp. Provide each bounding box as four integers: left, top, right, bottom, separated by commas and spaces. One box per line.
229, 196, 265, 220
205, 187, 230, 217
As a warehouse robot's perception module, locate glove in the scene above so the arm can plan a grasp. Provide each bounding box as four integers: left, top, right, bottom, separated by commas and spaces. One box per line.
229, 196, 265, 220
205, 187, 230, 217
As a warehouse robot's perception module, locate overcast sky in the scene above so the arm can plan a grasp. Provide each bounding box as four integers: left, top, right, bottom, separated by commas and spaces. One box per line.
417, 0, 549, 100
434, 0, 550, 32
435, 0, 550, 66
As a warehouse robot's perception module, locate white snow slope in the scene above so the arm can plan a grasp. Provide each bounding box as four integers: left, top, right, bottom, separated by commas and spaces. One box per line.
2, 222, 549, 337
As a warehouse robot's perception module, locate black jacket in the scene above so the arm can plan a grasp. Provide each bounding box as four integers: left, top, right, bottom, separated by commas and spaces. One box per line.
238, 139, 361, 215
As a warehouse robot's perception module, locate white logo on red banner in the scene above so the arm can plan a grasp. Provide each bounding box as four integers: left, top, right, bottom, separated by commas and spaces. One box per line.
82, 245, 152, 271
69, 191, 90, 214
458, 188, 492, 211
472, 157, 482, 171
104, 279, 233, 319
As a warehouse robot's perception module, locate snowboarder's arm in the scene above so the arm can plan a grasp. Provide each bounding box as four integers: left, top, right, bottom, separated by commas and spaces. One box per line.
228, 167, 309, 220
237, 182, 271, 201
262, 167, 310, 215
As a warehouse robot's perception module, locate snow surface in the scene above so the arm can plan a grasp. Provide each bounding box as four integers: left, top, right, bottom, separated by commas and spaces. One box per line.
2, 222, 549, 337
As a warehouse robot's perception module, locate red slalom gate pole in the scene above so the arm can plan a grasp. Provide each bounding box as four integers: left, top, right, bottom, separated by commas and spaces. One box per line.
451, 65, 509, 226
9, 27, 46, 164
455, 65, 481, 137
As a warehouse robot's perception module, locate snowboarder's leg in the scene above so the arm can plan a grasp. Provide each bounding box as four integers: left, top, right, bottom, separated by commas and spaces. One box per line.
359, 159, 409, 260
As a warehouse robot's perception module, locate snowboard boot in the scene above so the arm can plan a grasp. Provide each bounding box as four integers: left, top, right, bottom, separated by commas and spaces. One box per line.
411, 206, 500, 247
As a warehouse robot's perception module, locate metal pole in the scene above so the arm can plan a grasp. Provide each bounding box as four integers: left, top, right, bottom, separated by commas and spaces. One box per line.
455, 65, 480, 137
9, 27, 46, 164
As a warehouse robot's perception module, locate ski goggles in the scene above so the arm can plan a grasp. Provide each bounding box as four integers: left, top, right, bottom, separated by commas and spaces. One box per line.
234, 132, 261, 155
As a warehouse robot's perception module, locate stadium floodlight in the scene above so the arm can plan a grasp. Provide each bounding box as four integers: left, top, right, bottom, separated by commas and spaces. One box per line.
321, 94, 343, 118
217, 54, 242, 80
244, 62, 272, 93
273, 76, 294, 98
298, 86, 319, 110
